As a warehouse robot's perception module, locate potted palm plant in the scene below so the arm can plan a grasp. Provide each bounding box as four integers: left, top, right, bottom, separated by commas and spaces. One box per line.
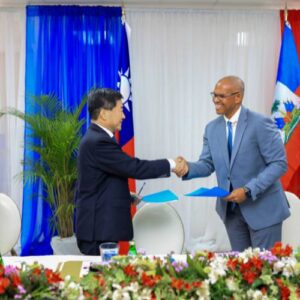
1, 95, 86, 254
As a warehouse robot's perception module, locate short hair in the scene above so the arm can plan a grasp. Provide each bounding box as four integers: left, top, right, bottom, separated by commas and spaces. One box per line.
88, 88, 123, 120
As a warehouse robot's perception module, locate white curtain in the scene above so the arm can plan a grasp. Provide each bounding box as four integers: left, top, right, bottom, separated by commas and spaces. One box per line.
0, 8, 26, 212
127, 9, 281, 252
0, 6, 281, 253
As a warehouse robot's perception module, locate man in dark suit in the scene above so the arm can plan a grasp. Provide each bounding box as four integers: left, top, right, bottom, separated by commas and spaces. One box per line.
76, 88, 178, 255
176, 76, 290, 251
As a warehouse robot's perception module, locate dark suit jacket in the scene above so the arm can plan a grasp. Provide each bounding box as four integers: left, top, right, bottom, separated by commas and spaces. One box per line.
76, 123, 170, 242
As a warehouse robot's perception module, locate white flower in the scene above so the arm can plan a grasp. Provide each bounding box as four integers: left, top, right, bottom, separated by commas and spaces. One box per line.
273, 257, 297, 277
246, 289, 268, 300
112, 289, 130, 300
208, 256, 227, 283
196, 280, 210, 300
226, 277, 238, 291
273, 260, 285, 273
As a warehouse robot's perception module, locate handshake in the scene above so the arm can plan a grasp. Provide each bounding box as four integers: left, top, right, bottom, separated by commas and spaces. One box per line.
172, 156, 189, 177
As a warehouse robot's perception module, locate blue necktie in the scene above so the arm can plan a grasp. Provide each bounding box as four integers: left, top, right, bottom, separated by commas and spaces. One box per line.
227, 121, 236, 210
227, 121, 233, 161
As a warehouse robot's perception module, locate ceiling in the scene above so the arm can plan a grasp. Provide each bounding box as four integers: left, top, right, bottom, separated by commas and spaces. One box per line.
0, 0, 299, 9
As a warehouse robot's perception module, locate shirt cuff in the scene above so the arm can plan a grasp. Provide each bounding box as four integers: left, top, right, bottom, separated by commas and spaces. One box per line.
168, 158, 176, 171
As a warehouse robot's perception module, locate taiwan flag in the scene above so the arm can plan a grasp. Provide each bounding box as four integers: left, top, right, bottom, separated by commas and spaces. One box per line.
272, 21, 300, 199
117, 20, 136, 254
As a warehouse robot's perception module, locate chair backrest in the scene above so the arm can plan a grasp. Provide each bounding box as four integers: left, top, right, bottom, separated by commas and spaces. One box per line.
132, 203, 184, 255
282, 191, 300, 249
0, 193, 21, 255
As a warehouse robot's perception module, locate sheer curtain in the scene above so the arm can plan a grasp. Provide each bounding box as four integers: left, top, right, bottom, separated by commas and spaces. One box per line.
127, 9, 281, 251
0, 8, 25, 214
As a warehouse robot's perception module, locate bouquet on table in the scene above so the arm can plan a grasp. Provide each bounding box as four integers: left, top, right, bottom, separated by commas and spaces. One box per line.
0, 242, 300, 299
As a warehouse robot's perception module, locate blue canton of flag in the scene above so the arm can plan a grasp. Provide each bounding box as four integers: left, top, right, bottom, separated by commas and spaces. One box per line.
117, 21, 134, 148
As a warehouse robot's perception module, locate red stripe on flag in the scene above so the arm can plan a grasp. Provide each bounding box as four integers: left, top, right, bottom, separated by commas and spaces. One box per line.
295, 85, 300, 97
117, 137, 136, 255
281, 125, 300, 191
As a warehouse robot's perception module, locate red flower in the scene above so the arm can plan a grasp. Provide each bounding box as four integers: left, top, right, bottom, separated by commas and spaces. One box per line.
243, 270, 257, 284
207, 252, 215, 260
0, 277, 10, 294
275, 278, 291, 300
45, 269, 62, 284
227, 258, 238, 271
261, 287, 267, 295
250, 257, 263, 271
97, 276, 105, 287
192, 281, 202, 288
271, 242, 293, 258
124, 264, 138, 277
184, 282, 192, 291
32, 267, 41, 276
10, 273, 21, 287
141, 272, 161, 288
171, 278, 184, 291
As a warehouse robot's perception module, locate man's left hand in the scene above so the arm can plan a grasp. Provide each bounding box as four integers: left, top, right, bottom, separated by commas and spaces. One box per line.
224, 188, 247, 204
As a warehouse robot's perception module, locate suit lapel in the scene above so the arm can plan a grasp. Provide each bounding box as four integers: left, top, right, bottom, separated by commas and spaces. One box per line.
216, 117, 230, 170
230, 107, 247, 169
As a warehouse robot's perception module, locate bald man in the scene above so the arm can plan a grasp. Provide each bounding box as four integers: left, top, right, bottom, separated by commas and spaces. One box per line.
176, 76, 290, 251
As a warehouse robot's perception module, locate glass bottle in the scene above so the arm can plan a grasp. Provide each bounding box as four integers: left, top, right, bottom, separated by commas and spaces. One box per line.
128, 240, 137, 256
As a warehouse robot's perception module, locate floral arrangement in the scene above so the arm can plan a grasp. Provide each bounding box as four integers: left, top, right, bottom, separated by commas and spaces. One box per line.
0, 242, 300, 299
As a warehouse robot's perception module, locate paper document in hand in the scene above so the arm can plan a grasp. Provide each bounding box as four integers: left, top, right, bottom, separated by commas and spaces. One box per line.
142, 190, 179, 203
185, 186, 229, 197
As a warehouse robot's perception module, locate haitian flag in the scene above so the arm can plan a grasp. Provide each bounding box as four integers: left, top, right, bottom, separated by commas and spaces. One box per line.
272, 22, 300, 199
117, 20, 136, 254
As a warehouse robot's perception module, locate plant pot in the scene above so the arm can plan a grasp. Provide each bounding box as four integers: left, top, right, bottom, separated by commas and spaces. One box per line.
51, 235, 82, 255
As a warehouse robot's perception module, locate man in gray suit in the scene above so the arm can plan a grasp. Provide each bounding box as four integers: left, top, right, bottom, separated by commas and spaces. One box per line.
176, 76, 290, 251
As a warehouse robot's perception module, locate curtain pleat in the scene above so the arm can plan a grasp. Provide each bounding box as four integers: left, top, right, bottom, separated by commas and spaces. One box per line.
22, 5, 122, 255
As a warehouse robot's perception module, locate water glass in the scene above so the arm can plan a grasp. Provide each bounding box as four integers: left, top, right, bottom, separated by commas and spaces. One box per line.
100, 242, 119, 262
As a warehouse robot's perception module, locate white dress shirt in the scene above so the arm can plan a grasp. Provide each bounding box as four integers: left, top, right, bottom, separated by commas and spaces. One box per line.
224, 106, 242, 145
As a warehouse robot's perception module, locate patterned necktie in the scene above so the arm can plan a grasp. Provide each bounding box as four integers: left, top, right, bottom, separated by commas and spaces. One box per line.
227, 121, 233, 161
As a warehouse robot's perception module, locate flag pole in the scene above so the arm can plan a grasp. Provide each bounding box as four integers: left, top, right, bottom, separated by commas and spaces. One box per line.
284, 2, 288, 23
121, 1, 126, 24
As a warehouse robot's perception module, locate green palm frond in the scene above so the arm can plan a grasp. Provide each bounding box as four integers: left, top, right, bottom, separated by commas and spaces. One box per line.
271, 99, 280, 114
1, 94, 87, 238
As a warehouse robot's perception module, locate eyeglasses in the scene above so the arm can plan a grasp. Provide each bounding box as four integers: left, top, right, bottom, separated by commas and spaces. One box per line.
210, 91, 240, 100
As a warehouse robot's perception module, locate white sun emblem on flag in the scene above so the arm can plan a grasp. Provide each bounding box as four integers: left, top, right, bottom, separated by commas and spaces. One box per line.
117, 68, 131, 111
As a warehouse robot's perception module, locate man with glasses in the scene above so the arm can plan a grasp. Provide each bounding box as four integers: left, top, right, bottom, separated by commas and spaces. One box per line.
176, 75, 290, 251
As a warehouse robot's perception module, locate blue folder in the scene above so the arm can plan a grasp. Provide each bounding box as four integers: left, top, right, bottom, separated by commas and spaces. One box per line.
185, 186, 229, 197
142, 189, 179, 203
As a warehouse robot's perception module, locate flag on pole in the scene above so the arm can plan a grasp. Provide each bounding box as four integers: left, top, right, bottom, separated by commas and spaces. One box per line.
117, 19, 136, 254
272, 21, 300, 198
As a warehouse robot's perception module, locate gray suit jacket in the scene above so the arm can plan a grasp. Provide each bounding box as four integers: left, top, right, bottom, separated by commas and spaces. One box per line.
184, 106, 290, 230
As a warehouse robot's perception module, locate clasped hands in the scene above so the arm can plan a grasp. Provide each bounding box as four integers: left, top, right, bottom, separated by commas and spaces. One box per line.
173, 156, 189, 177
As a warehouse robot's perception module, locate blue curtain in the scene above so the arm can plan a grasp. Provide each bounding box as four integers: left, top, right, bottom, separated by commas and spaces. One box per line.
22, 5, 122, 255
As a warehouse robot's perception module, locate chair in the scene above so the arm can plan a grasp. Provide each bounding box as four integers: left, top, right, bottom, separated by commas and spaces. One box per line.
282, 191, 300, 248
0, 193, 21, 255
132, 203, 184, 255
